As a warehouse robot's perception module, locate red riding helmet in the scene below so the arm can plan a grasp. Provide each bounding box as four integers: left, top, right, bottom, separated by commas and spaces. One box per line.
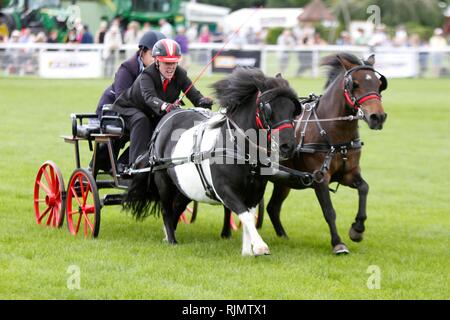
152, 39, 182, 63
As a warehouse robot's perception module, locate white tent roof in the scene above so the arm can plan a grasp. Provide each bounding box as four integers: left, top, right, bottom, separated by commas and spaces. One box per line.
224, 8, 304, 33
181, 2, 231, 24
445, 6, 450, 17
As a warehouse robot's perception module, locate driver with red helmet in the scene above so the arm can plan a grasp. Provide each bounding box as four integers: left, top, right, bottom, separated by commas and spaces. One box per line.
112, 39, 213, 165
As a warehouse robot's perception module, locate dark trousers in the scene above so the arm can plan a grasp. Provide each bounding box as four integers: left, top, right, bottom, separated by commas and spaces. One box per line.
92, 139, 127, 173
124, 110, 156, 165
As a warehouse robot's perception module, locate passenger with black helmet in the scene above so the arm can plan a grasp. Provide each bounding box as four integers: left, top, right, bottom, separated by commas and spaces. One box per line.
92, 30, 166, 173
95, 30, 166, 116
112, 38, 214, 166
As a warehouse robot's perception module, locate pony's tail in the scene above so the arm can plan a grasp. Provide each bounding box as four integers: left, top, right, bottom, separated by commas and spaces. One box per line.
122, 171, 161, 220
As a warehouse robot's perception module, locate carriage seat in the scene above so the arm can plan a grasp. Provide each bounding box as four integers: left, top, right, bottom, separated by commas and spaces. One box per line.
100, 104, 126, 137
76, 123, 101, 139
71, 113, 100, 139
70, 105, 126, 140
100, 115, 125, 136
71, 118, 125, 139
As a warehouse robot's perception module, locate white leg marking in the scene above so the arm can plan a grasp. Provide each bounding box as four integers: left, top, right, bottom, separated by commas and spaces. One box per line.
238, 208, 270, 256
162, 225, 168, 242
241, 213, 253, 256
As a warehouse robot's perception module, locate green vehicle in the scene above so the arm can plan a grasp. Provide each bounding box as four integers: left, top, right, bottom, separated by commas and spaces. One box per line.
112, 0, 184, 25
0, 0, 69, 38
109, 0, 231, 31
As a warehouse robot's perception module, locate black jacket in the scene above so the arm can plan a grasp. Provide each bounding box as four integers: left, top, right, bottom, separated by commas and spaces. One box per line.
96, 52, 141, 116
112, 63, 204, 119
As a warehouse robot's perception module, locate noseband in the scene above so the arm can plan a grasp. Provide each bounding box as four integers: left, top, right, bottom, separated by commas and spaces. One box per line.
343, 65, 387, 112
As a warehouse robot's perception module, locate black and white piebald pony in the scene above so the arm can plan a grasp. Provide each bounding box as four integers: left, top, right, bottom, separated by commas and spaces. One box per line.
123, 67, 302, 256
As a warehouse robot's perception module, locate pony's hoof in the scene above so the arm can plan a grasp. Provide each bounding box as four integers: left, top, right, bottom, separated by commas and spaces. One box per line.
253, 245, 270, 256
275, 231, 289, 239
349, 227, 364, 242
333, 244, 349, 255
163, 238, 177, 245
242, 249, 253, 256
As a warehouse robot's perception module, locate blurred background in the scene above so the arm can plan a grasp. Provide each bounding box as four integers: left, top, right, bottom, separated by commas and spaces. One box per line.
0, 0, 449, 79
1, 1, 449, 300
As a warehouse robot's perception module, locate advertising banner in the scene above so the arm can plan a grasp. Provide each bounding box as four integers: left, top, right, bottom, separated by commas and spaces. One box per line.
212, 50, 261, 73
39, 51, 102, 78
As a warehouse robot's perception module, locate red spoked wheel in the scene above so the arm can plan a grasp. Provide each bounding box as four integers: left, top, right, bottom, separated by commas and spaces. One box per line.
66, 168, 101, 238
33, 161, 65, 228
179, 201, 198, 224
231, 198, 264, 230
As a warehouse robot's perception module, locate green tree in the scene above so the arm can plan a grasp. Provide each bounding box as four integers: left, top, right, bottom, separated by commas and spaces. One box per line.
334, 0, 444, 28
200, 0, 446, 29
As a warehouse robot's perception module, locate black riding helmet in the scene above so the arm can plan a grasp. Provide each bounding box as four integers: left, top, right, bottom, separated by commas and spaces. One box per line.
138, 31, 166, 50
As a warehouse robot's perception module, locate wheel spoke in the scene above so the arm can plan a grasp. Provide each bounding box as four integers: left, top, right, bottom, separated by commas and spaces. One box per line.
82, 184, 91, 207
75, 211, 82, 234
78, 175, 85, 201
54, 202, 61, 226
48, 165, 57, 193
42, 167, 52, 190
46, 206, 55, 226
37, 206, 51, 223
84, 212, 94, 234
53, 173, 60, 196
86, 215, 95, 234
230, 215, 238, 231
37, 180, 52, 195
67, 209, 79, 216
51, 206, 58, 227
70, 186, 82, 207
34, 198, 46, 203
179, 212, 189, 224
84, 217, 88, 237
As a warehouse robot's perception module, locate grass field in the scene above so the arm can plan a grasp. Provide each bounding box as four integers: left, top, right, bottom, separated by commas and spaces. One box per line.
0, 75, 449, 300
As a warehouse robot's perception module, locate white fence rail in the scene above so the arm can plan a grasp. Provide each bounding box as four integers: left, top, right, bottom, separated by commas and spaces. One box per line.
1, 42, 450, 79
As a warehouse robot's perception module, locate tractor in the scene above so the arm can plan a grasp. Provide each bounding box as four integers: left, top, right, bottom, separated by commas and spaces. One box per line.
0, 0, 69, 40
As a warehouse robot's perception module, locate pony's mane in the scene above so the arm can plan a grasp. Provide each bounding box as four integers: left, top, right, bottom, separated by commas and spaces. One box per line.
211, 67, 297, 113
321, 52, 367, 89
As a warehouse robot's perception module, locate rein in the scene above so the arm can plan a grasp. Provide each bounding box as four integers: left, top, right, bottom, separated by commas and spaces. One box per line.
127, 108, 314, 186
295, 94, 365, 124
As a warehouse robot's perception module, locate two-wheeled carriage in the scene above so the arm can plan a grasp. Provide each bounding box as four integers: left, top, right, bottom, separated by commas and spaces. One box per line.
33, 109, 262, 238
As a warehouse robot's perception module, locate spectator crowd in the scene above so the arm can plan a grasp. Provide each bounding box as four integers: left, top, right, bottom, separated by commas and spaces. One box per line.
1, 15, 449, 77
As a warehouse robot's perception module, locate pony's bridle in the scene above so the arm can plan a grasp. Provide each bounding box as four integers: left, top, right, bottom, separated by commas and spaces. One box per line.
343, 65, 388, 112
255, 89, 299, 141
